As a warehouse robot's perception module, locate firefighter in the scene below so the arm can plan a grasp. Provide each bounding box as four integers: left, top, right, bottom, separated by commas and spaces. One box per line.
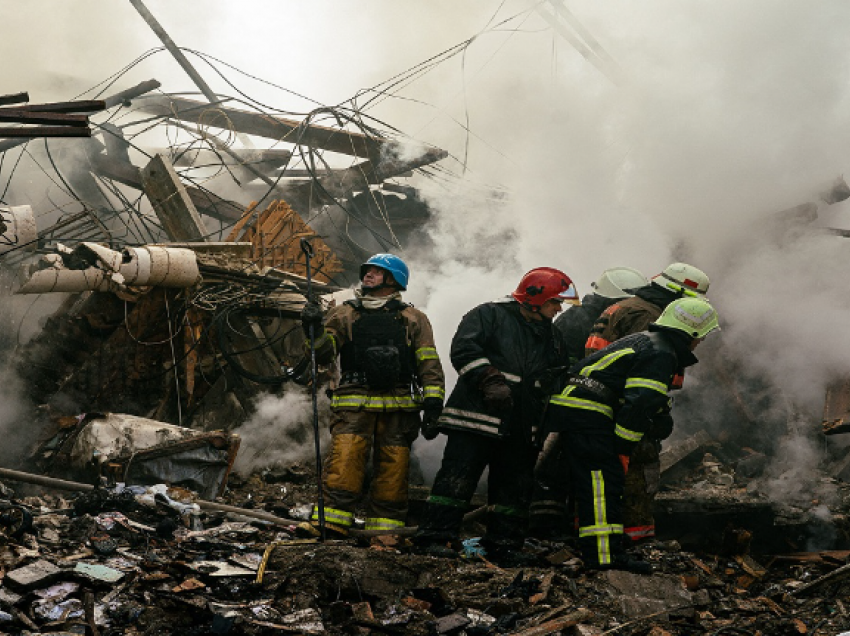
530, 266, 648, 539
556, 267, 649, 366
299, 253, 445, 536
544, 297, 719, 572
583, 262, 709, 545
412, 267, 579, 564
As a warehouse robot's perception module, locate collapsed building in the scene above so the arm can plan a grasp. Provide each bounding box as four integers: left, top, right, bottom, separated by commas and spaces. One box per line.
0, 3, 850, 634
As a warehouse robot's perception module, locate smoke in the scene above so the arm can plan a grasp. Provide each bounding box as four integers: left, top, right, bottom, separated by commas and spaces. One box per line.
5, 2, 850, 493
233, 389, 331, 476
394, 2, 850, 487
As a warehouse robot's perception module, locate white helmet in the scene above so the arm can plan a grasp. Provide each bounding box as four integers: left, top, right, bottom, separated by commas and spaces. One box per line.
651, 262, 709, 297
591, 267, 649, 299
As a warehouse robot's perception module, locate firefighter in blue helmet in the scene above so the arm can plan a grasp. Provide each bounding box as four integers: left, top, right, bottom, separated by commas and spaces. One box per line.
541, 298, 719, 573
300, 254, 445, 536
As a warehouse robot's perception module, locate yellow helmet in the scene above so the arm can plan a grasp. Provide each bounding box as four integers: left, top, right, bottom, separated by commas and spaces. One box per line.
653, 298, 720, 339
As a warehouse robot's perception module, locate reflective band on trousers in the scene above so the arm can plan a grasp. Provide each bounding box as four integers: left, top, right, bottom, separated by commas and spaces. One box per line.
578, 524, 624, 537
311, 506, 354, 527
459, 357, 490, 376
423, 385, 445, 400
580, 348, 635, 378
415, 347, 440, 362
501, 371, 521, 383
332, 394, 420, 410
492, 504, 526, 518
615, 423, 643, 442
590, 470, 614, 565
625, 377, 668, 394
365, 517, 404, 531
625, 525, 655, 539
428, 494, 467, 508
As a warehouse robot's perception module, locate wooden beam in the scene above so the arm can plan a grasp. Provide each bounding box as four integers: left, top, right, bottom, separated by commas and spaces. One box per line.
0, 92, 29, 107
141, 153, 209, 241
102, 79, 162, 109
0, 110, 89, 126
129, 0, 219, 104
138, 95, 385, 158
88, 151, 244, 222
0, 126, 91, 138
7, 100, 106, 114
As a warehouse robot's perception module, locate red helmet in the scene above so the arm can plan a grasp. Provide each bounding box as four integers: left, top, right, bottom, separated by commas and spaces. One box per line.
511, 267, 580, 310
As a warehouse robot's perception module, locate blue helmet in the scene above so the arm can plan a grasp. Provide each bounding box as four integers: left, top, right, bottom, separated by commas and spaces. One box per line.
360, 253, 409, 290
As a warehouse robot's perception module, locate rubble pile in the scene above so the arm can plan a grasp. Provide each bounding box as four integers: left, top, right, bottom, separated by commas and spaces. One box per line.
0, 466, 841, 636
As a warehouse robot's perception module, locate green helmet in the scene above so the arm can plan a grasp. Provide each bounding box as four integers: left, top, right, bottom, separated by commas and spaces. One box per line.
652, 298, 720, 339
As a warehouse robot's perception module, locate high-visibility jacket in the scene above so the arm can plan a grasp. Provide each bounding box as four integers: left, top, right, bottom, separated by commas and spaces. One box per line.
311, 298, 445, 411
548, 329, 697, 455
584, 285, 677, 356
438, 298, 562, 440
554, 293, 618, 366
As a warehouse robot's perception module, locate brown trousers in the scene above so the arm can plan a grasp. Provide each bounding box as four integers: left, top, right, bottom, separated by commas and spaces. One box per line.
320, 409, 420, 529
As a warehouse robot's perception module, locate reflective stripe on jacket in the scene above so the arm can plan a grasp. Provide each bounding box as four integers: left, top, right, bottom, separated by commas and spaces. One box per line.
438, 298, 562, 439
547, 331, 696, 452
309, 299, 445, 412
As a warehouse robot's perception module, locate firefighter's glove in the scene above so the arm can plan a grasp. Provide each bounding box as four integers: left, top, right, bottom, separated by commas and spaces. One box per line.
420, 397, 443, 440
479, 367, 513, 414
300, 301, 324, 339
648, 411, 674, 441
619, 454, 630, 475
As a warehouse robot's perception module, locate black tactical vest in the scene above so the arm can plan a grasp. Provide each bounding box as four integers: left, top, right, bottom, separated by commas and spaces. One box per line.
339, 299, 414, 390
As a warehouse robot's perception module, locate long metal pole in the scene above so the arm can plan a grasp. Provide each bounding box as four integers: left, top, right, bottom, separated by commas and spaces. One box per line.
300, 238, 326, 541
128, 0, 219, 104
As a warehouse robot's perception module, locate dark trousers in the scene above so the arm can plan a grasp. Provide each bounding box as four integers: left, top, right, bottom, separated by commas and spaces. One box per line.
415, 429, 537, 552
622, 437, 661, 542
566, 428, 626, 567
529, 432, 572, 538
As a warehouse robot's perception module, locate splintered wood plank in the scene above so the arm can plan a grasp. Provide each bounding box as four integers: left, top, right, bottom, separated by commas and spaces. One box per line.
225, 199, 341, 282
141, 153, 208, 241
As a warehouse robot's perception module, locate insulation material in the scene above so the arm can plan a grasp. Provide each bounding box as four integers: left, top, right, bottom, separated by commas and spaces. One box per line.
0, 205, 37, 255
66, 413, 239, 499
16, 242, 200, 294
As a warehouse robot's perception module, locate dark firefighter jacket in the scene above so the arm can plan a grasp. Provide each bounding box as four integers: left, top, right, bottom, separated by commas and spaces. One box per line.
584, 285, 679, 355
547, 328, 697, 455
310, 299, 445, 411
584, 284, 685, 392
437, 298, 562, 441
554, 293, 618, 366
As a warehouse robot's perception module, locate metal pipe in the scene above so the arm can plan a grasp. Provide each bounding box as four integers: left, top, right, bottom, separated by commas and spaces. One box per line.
128, 0, 219, 104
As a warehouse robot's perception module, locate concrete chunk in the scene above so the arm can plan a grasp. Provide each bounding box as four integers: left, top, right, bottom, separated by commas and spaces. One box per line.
601, 570, 693, 619
6, 559, 62, 589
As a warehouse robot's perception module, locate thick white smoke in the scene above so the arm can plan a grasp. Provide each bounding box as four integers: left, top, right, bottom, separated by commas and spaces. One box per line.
6, 2, 850, 496
233, 390, 331, 476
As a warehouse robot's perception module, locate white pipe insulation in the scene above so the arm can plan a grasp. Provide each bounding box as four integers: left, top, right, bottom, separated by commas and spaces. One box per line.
16, 243, 201, 294
0, 205, 37, 255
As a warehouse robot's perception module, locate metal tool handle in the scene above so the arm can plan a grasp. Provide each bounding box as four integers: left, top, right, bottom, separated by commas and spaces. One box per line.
300, 238, 325, 541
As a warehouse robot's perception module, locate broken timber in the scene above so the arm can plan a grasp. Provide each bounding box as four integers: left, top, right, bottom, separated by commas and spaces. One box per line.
137, 95, 447, 168
140, 154, 209, 241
